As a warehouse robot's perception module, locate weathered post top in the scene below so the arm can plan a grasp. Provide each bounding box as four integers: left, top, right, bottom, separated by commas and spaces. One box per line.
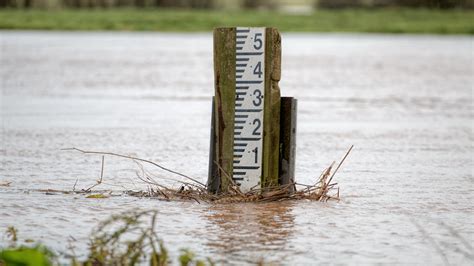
208, 27, 295, 194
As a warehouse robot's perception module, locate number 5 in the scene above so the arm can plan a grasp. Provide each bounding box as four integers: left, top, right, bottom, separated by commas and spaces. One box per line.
253, 33, 262, 50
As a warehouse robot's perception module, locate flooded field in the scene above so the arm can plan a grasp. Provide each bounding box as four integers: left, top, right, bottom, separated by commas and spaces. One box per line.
1, 31, 473, 265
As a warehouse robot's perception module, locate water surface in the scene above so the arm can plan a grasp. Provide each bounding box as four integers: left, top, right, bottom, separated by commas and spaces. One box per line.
1, 31, 473, 265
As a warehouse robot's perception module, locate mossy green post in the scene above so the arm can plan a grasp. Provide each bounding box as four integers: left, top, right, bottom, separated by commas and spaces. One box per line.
262, 28, 281, 189
213, 28, 236, 193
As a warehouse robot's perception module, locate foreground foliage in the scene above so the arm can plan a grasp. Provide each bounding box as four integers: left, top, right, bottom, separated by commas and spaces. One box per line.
0, 245, 55, 266
1, 211, 212, 266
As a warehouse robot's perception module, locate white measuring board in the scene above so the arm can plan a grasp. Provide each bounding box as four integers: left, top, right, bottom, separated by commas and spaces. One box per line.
233, 27, 265, 192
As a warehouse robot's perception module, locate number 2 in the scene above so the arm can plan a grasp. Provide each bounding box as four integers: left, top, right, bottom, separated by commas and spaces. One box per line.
252, 119, 261, 136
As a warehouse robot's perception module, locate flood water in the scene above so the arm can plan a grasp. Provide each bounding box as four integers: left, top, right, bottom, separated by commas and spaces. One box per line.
1, 31, 473, 265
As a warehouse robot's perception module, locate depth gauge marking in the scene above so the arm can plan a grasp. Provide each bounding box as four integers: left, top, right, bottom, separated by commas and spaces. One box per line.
232, 27, 265, 192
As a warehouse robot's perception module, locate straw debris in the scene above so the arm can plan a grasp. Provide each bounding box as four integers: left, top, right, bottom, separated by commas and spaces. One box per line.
61, 146, 353, 203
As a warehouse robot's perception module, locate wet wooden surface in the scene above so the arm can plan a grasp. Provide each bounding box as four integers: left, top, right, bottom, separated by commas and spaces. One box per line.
213, 27, 236, 192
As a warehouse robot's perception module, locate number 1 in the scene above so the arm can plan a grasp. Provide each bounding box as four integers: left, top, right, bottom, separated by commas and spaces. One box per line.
252, 147, 258, 163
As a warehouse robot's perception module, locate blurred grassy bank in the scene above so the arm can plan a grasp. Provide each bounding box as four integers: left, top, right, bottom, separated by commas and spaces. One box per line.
0, 8, 473, 34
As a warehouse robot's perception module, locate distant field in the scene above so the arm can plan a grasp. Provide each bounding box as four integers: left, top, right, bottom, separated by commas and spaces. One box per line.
0, 8, 473, 34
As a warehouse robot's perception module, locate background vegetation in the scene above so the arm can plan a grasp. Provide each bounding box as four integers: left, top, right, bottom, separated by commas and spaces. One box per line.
1, 7, 473, 33
0, 0, 473, 9
0, 0, 473, 33
1, 211, 213, 266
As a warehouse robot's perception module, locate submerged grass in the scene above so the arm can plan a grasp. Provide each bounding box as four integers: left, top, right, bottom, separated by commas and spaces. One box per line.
0, 8, 473, 34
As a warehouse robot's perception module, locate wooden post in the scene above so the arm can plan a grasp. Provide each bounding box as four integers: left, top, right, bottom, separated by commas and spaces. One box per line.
262, 28, 281, 189
208, 27, 290, 194
212, 28, 236, 193
207, 97, 220, 193
279, 97, 297, 191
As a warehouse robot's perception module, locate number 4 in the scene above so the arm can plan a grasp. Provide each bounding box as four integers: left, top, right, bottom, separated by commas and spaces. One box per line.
253, 62, 262, 78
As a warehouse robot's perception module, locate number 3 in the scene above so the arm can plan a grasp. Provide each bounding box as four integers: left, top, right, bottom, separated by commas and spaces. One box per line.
252, 89, 262, 106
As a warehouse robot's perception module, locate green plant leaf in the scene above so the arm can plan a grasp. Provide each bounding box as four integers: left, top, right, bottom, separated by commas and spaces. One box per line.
0, 246, 52, 266
86, 194, 108, 199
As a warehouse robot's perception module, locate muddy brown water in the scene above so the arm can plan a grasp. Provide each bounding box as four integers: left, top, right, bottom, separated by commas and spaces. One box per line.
0, 31, 473, 265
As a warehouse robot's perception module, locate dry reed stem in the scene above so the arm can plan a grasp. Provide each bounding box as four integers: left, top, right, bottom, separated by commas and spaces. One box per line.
62, 147, 205, 187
